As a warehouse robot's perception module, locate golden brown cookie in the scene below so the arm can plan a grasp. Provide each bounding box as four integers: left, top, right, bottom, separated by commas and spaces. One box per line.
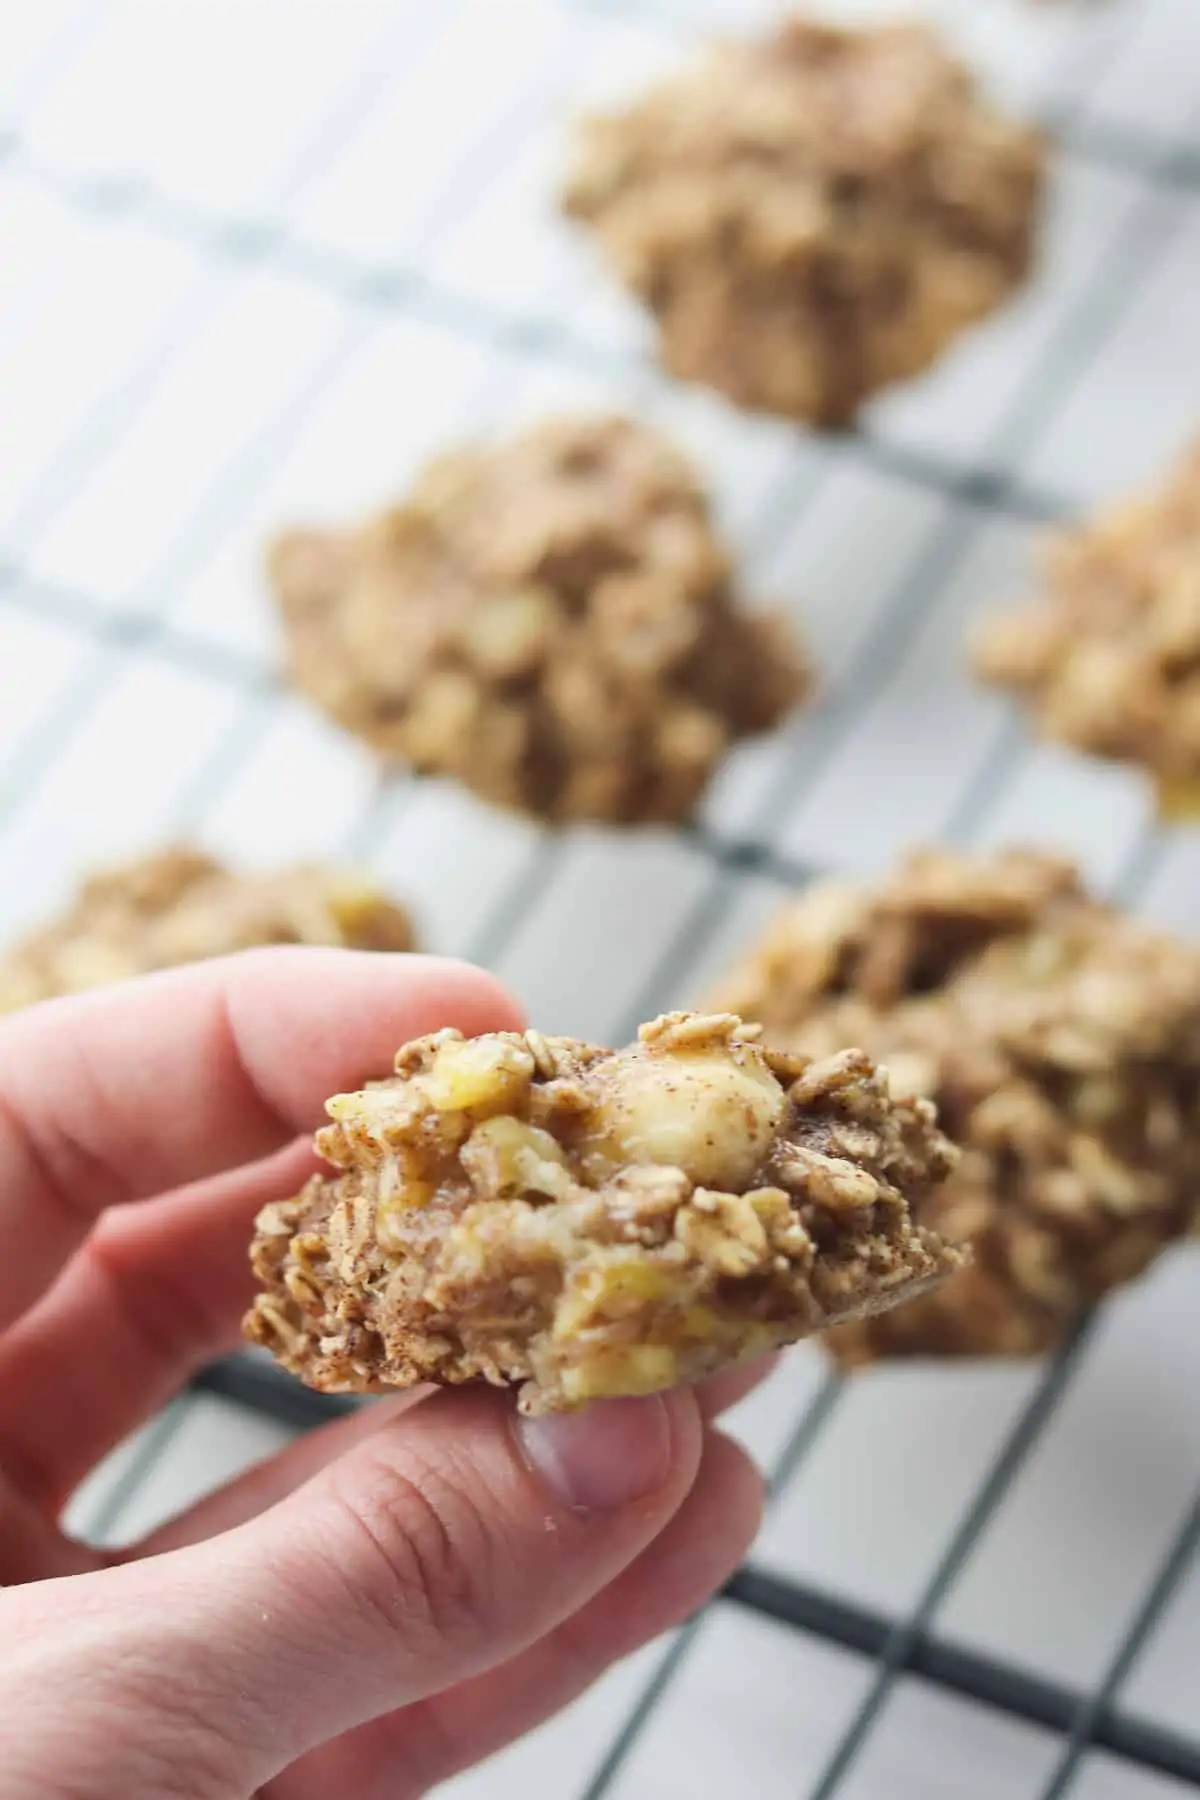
268, 415, 810, 825
0, 847, 415, 1011
563, 19, 1044, 425
975, 443, 1200, 819
708, 849, 1200, 1364
245, 1011, 960, 1413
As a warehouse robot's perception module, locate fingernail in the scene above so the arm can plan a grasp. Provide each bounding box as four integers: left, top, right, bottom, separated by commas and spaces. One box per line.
517, 1393, 674, 1512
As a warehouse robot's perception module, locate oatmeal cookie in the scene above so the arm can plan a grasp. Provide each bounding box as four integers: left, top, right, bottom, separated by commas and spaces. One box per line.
709, 849, 1200, 1364
563, 20, 1044, 426
0, 847, 415, 1011
245, 1011, 960, 1413
975, 444, 1200, 819
268, 415, 810, 826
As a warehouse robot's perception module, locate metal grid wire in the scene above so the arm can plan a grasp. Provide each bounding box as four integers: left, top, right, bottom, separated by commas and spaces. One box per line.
2, 0, 1200, 1794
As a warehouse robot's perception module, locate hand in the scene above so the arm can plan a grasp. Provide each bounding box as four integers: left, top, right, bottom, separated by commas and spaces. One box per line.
0, 948, 768, 1799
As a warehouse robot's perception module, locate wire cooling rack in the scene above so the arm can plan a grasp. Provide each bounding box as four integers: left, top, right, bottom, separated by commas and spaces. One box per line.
3, 0, 1200, 1795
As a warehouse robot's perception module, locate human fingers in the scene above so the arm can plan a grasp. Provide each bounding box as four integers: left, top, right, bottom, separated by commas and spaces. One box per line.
0, 1464, 103, 1586
0, 1140, 316, 1510
2, 1385, 702, 1799
122, 1392, 429, 1554
122, 1356, 777, 1557
0, 947, 521, 1331
270, 1427, 763, 1800
4, 1359, 774, 1585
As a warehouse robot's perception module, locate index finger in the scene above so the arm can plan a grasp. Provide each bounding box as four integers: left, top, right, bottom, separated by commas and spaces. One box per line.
0, 946, 522, 1333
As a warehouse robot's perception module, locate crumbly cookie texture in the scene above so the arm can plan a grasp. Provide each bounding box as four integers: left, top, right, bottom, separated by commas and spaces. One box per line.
269, 415, 809, 825
245, 1011, 961, 1413
0, 848, 415, 1011
562, 20, 1044, 426
709, 849, 1200, 1365
975, 444, 1200, 818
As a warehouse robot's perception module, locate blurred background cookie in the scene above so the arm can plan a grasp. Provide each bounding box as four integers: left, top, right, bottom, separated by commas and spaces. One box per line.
0, 848, 415, 1012
709, 846, 1200, 1365
563, 19, 1045, 426
269, 414, 811, 825
975, 440, 1200, 822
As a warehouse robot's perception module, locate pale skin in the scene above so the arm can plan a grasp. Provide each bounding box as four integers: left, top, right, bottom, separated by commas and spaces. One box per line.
0, 947, 770, 1799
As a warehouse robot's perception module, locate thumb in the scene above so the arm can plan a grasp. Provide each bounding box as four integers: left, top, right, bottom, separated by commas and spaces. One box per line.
5, 1385, 703, 1799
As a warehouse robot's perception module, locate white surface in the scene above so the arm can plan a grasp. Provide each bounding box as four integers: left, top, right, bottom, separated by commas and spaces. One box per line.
969, 742, 1150, 895
938, 1253, 1200, 1690
1023, 199, 1200, 508
1123, 1545, 1200, 1741
0, 603, 93, 780
1, 1, 1198, 1796
778, 512, 1025, 870
1073, 1757, 1200, 1800
1077, 0, 1200, 151
606, 1607, 875, 1798
490, 830, 715, 1039
755, 1359, 1046, 1617
837, 1683, 1062, 1800
27, 268, 347, 609
0, 651, 247, 939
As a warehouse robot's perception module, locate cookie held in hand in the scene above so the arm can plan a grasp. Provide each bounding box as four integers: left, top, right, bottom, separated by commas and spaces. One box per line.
246, 1011, 961, 1413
